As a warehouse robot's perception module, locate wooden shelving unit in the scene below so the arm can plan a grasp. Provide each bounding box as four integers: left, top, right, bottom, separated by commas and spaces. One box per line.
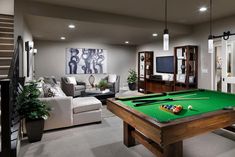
138, 51, 153, 93
174, 45, 198, 90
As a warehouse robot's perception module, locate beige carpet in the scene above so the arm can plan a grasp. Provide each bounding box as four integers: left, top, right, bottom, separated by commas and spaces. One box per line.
19, 116, 235, 157
101, 106, 115, 118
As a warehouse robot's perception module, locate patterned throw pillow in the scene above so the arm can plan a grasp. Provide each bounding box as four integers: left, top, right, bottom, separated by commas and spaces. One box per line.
43, 83, 66, 97
47, 88, 55, 97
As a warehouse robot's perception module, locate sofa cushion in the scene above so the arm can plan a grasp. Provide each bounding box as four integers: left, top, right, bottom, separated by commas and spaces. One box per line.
75, 85, 85, 90
108, 74, 117, 83
73, 97, 102, 114
67, 77, 77, 85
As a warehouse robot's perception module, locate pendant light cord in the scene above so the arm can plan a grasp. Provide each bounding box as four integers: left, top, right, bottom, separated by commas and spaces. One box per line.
210, 0, 212, 36
165, 0, 168, 29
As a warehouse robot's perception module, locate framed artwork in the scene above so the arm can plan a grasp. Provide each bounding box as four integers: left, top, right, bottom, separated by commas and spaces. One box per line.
66, 48, 107, 74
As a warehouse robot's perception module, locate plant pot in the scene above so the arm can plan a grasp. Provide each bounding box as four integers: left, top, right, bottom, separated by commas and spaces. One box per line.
128, 83, 136, 91
25, 118, 44, 143
100, 87, 106, 91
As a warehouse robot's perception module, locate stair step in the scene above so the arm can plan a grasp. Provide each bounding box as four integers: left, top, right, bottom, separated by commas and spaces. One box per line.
0, 32, 13, 38
0, 58, 12, 66
0, 14, 14, 19
0, 18, 14, 23
0, 44, 14, 50
0, 65, 10, 69
0, 22, 14, 27
0, 50, 14, 57
0, 74, 8, 79
0, 67, 10, 75
0, 37, 14, 43
0, 27, 13, 32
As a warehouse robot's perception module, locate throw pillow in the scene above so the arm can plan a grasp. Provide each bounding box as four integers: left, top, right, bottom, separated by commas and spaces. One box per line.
67, 77, 77, 85
43, 83, 66, 97
44, 76, 57, 86
47, 88, 56, 97
108, 74, 117, 83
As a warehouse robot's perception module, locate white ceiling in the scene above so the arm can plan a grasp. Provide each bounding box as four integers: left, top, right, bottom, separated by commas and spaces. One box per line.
29, 0, 235, 24
24, 0, 235, 45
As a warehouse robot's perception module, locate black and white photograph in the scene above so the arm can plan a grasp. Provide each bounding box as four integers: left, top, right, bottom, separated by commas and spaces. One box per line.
66, 48, 107, 74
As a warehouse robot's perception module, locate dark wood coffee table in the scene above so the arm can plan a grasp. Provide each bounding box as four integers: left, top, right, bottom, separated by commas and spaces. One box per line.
82, 89, 115, 104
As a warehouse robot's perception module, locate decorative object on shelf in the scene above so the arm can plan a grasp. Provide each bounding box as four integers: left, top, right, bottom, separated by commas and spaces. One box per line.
66, 48, 107, 74
97, 79, 108, 91
89, 75, 95, 87
208, 0, 235, 54
17, 81, 51, 143
174, 45, 198, 90
127, 69, 137, 91
138, 51, 153, 93
163, 0, 169, 51
140, 55, 145, 61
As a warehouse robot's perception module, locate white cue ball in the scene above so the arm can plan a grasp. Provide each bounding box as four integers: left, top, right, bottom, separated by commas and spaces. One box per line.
188, 105, 193, 110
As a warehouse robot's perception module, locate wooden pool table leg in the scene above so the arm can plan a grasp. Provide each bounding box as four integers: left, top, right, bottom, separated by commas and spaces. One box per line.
123, 122, 136, 147
161, 141, 183, 157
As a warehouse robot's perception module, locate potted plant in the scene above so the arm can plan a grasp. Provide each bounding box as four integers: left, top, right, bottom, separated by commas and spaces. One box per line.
97, 79, 108, 91
17, 81, 50, 143
127, 69, 137, 90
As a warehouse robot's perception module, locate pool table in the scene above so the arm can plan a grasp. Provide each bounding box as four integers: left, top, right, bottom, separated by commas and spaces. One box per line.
107, 89, 235, 157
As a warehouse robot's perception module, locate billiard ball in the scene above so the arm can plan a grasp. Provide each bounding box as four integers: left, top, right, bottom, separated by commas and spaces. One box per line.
177, 105, 183, 110
188, 105, 193, 110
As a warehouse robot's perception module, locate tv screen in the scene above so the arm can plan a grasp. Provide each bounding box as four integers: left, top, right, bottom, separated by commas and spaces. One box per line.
156, 56, 174, 73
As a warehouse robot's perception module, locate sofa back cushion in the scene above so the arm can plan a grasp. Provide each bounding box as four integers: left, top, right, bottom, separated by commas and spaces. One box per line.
108, 74, 117, 83
66, 77, 77, 85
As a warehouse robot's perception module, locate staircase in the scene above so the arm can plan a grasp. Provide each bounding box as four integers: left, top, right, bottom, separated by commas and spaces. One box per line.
0, 14, 14, 80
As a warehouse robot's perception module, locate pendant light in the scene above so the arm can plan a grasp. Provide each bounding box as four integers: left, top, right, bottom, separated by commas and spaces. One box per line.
163, 0, 169, 51
208, 0, 213, 53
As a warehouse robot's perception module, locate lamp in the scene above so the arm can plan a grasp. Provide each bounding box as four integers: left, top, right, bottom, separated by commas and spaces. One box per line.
208, 0, 213, 54
163, 0, 169, 51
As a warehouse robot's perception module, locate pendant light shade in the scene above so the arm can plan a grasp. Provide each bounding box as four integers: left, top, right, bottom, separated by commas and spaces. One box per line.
163, 0, 169, 51
208, 35, 213, 54
208, 0, 213, 53
163, 29, 169, 51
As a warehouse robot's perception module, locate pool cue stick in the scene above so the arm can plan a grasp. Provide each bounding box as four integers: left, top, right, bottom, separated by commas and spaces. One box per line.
134, 97, 209, 107
132, 93, 198, 103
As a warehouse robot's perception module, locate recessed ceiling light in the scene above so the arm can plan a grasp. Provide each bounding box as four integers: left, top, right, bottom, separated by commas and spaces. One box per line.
60, 36, 66, 40
125, 41, 129, 44
152, 33, 158, 37
199, 7, 207, 12
68, 24, 75, 29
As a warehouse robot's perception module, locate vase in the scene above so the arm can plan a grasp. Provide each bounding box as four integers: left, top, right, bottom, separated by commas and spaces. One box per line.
128, 83, 136, 91
25, 118, 45, 143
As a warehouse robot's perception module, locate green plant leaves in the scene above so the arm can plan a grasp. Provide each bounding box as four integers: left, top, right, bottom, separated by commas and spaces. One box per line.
127, 69, 137, 83
17, 81, 51, 120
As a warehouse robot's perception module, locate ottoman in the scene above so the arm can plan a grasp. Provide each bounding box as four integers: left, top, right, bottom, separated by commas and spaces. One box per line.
73, 97, 102, 125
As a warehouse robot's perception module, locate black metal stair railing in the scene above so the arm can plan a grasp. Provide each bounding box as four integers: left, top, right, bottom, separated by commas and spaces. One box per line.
0, 36, 24, 157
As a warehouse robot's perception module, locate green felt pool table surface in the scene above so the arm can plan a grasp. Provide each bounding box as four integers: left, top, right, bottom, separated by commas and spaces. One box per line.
117, 89, 235, 123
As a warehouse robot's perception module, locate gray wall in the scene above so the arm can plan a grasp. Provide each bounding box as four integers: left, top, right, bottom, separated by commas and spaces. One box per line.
34, 40, 136, 87
0, 0, 14, 15
138, 15, 235, 90
14, 0, 33, 80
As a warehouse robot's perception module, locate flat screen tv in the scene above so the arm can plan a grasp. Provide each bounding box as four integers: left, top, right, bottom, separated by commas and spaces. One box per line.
156, 56, 174, 73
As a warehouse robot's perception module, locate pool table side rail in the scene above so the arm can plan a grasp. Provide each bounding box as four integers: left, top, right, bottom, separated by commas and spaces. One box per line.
162, 110, 235, 145
107, 98, 163, 144
107, 98, 235, 146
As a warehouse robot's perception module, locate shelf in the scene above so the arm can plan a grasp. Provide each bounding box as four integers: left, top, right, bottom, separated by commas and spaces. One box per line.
174, 45, 198, 90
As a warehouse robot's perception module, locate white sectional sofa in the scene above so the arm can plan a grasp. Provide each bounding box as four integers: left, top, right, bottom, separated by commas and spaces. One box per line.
40, 96, 102, 131
36, 76, 102, 131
